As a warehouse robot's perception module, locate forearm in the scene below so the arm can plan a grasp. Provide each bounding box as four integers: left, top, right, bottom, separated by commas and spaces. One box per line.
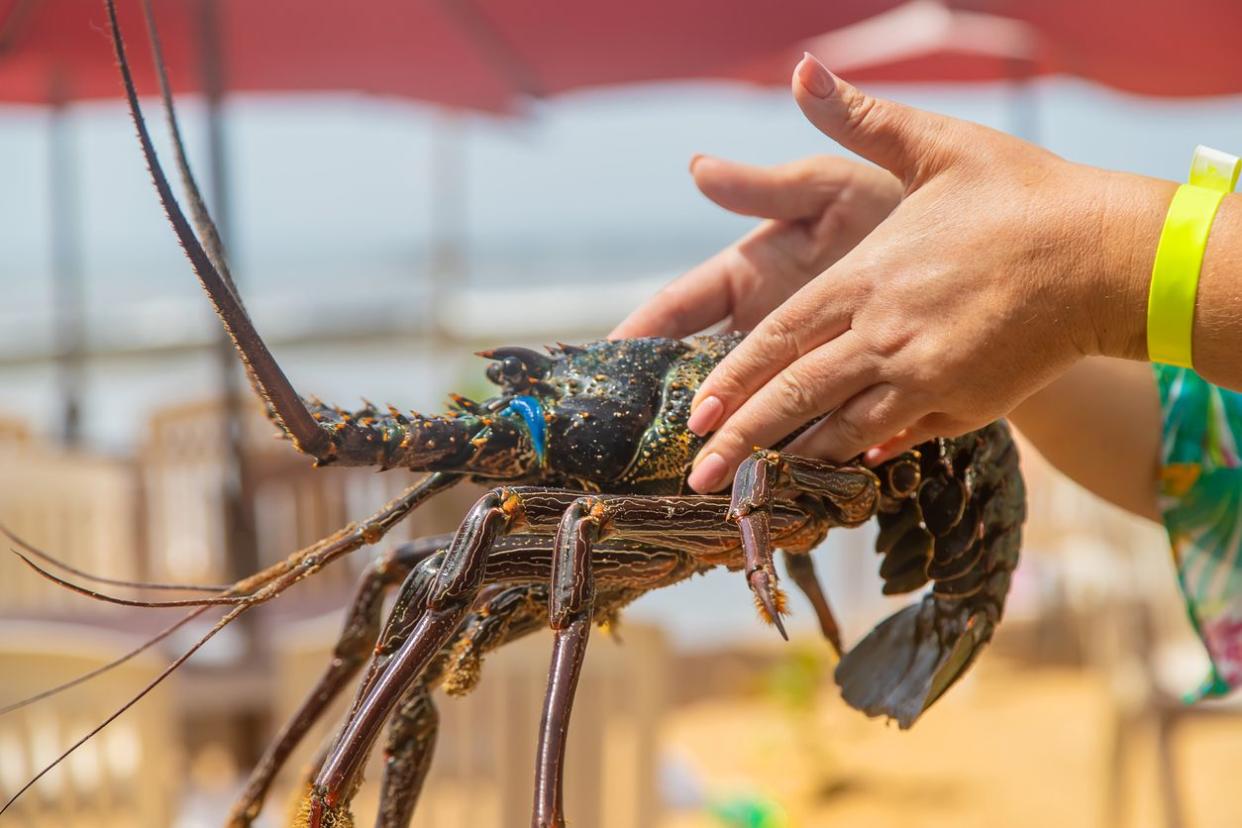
1193, 195, 1242, 390
1007, 358, 1161, 522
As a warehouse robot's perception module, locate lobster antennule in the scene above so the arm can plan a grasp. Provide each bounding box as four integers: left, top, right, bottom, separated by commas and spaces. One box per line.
104, 0, 330, 458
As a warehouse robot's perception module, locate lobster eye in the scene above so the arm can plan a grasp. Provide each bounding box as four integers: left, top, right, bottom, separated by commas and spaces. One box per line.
501, 356, 525, 378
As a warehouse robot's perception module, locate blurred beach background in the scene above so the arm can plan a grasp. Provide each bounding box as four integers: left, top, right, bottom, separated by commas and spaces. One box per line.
4, 2, 1242, 826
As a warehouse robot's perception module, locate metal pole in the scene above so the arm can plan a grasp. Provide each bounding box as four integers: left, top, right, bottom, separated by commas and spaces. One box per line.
197, 0, 260, 592
428, 110, 467, 345
48, 81, 85, 447
196, 0, 267, 767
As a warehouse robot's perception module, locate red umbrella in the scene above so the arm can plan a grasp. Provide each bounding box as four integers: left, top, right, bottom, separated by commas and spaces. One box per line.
732, 1, 1042, 88
949, 0, 1242, 97
0, 0, 898, 108
733, 0, 1242, 98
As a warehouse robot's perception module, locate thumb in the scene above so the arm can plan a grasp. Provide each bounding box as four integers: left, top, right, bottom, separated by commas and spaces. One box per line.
690, 154, 857, 222
792, 53, 943, 185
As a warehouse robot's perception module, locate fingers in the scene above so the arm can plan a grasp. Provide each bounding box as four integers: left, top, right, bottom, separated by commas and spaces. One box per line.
609, 247, 740, 339
691, 154, 859, 222
785, 383, 924, 465
686, 334, 877, 492
862, 426, 934, 466
611, 152, 876, 340
689, 271, 853, 431
792, 53, 942, 185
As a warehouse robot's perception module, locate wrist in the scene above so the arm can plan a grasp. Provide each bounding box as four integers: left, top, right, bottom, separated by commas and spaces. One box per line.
1192, 193, 1241, 384
1080, 171, 1178, 361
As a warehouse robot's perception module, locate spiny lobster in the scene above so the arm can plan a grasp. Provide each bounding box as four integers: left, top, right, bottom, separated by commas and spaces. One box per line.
1, 2, 1026, 826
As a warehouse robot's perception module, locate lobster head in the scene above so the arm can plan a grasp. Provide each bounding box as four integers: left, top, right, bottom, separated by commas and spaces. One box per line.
329, 338, 692, 486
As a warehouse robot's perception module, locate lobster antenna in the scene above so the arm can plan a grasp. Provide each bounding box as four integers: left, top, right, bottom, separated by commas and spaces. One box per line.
1, 524, 229, 593
140, 0, 297, 431
0, 605, 210, 716
0, 603, 251, 817
10, 549, 249, 607
105, 0, 329, 457
139, 0, 237, 300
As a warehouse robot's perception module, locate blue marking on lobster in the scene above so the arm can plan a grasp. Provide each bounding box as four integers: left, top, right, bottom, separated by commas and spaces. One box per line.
503, 395, 547, 464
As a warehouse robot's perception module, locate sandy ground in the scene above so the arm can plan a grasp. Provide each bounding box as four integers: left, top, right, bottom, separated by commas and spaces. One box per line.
659, 660, 1242, 828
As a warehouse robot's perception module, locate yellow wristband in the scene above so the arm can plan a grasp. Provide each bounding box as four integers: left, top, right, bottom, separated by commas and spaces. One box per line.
1147, 146, 1240, 367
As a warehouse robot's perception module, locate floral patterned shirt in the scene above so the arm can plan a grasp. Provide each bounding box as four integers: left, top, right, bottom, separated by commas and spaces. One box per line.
1155, 365, 1242, 699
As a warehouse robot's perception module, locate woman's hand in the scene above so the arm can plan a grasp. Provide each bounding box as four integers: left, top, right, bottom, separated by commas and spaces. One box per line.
609, 155, 902, 340
684, 54, 1172, 493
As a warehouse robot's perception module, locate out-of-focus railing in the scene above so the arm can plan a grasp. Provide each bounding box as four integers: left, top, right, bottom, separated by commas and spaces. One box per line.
0, 420, 143, 616
0, 623, 180, 827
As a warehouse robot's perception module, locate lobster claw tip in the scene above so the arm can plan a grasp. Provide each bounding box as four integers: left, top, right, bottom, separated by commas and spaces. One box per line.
749, 571, 789, 641
771, 611, 789, 641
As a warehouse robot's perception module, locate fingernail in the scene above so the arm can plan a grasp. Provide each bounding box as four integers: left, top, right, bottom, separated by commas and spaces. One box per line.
688, 452, 728, 492
796, 52, 836, 99
689, 153, 706, 173
863, 447, 885, 466
687, 395, 724, 436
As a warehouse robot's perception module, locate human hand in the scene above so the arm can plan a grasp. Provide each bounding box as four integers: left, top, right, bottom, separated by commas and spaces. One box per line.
684, 53, 1170, 493
609, 154, 902, 339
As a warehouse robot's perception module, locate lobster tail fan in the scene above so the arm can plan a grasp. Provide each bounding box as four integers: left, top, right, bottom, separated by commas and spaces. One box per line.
833, 596, 994, 729
103, 0, 329, 458
836, 425, 1024, 728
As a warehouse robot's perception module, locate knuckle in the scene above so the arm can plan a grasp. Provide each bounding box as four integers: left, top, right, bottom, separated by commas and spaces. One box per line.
842, 90, 883, 137
908, 359, 949, 399
868, 317, 912, 360
705, 357, 750, 400
759, 314, 804, 359
832, 409, 870, 448
866, 384, 902, 422
774, 367, 819, 417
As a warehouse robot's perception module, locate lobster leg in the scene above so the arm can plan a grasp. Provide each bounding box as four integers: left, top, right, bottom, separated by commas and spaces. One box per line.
532, 499, 600, 828
225, 536, 449, 828
374, 686, 438, 828
526, 491, 824, 828
375, 583, 552, 828
782, 551, 843, 657
730, 451, 881, 637
306, 488, 525, 825
308, 487, 817, 828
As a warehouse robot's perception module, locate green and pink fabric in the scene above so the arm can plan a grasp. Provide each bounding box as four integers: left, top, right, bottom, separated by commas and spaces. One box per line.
1155, 365, 1242, 699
